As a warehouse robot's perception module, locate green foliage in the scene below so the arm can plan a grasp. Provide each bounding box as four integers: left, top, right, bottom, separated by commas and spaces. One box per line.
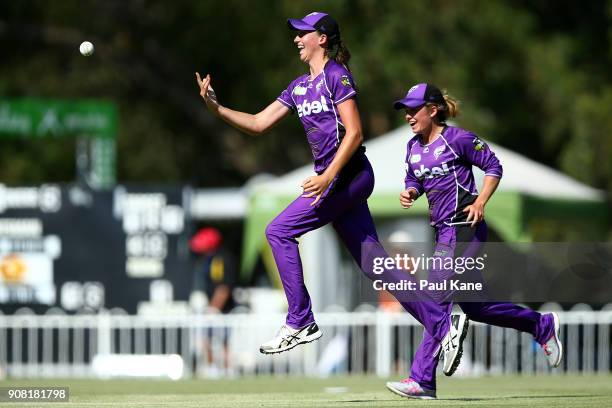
0, 0, 610, 197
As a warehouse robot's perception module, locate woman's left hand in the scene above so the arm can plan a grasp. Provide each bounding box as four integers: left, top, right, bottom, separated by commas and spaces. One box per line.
463, 201, 485, 227
302, 174, 334, 206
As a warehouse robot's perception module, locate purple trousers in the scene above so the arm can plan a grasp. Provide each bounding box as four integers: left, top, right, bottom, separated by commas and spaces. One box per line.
409, 222, 556, 390
265, 154, 449, 341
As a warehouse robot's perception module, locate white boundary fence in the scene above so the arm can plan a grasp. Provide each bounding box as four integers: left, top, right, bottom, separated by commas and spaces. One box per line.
0, 304, 611, 379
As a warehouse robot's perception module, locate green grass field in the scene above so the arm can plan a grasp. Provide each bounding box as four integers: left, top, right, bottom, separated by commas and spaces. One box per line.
3, 375, 612, 407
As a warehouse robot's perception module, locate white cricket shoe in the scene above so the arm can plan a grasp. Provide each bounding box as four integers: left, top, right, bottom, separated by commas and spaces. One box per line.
441, 313, 469, 376
542, 312, 563, 368
259, 322, 322, 354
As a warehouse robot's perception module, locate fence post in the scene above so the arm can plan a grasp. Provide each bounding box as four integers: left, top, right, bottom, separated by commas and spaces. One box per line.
375, 311, 391, 377
97, 310, 112, 358
598, 305, 612, 374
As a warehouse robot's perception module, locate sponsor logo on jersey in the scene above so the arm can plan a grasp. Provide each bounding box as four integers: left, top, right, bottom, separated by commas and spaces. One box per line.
433, 145, 446, 159
413, 162, 451, 179
293, 86, 307, 96
296, 95, 330, 117
472, 137, 485, 151
341, 75, 351, 87
410, 154, 421, 163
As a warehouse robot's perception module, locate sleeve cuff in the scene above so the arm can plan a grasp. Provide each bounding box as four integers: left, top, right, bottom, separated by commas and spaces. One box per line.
404, 183, 423, 195
276, 98, 294, 111
334, 90, 357, 105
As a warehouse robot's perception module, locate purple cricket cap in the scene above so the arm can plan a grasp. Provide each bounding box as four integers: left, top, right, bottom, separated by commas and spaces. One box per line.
393, 83, 445, 110
287, 12, 340, 43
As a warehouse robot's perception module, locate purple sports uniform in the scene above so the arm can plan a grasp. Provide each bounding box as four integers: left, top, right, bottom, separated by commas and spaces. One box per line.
277, 60, 359, 174
404, 126, 503, 227
403, 125, 555, 391
266, 62, 452, 343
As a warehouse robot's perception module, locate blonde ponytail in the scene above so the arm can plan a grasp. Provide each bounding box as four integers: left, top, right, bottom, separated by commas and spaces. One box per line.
428, 91, 460, 123
442, 92, 460, 119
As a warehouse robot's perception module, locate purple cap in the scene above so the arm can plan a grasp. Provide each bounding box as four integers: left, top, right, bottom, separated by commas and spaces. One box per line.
393, 83, 445, 110
287, 12, 340, 43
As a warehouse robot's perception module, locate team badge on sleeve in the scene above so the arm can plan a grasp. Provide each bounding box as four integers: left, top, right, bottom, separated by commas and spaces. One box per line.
472, 137, 486, 151
341, 75, 351, 87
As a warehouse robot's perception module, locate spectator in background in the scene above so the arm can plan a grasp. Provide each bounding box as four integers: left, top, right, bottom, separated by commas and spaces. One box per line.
190, 227, 237, 376
190, 227, 237, 313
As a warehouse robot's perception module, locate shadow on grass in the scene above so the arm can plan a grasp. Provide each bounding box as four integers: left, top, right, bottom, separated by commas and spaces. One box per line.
443, 394, 603, 401
338, 394, 603, 403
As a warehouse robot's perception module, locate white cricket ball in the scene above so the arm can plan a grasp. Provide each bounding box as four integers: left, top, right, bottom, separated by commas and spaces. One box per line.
79, 41, 94, 56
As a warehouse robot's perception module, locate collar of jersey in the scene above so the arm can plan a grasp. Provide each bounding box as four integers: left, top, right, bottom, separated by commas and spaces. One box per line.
306, 59, 333, 82
418, 125, 449, 147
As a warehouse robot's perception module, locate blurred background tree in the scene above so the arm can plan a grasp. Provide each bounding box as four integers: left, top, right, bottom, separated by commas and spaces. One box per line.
1, 0, 610, 197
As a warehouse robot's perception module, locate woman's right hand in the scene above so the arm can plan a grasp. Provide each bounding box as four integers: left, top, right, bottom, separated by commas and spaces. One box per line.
195, 72, 220, 114
399, 188, 419, 209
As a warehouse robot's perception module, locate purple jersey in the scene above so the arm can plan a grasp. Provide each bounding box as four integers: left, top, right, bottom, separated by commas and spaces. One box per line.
404, 126, 503, 227
277, 60, 358, 174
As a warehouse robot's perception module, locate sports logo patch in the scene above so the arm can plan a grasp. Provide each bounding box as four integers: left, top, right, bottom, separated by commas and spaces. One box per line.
316, 79, 324, 91
433, 145, 446, 160
472, 137, 485, 151
410, 154, 421, 163
341, 75, 351, 87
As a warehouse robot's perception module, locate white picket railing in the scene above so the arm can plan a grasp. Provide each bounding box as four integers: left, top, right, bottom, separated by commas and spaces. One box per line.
0, 304, 610, 379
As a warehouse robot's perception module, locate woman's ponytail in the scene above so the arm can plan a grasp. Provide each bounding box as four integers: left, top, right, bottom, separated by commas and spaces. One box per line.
443, 92, 460, 119
333, 40, 351, 69
322, 33, 351, 70
432, 91, 460, 122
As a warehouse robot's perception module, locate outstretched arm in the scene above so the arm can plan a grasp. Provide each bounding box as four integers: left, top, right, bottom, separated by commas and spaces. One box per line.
196, 72, 290, 135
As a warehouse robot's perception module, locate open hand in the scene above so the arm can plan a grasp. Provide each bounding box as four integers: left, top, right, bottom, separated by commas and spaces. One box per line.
302, 174, 333, 206
195, 72, 220, 113
463, 201, 484, 227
